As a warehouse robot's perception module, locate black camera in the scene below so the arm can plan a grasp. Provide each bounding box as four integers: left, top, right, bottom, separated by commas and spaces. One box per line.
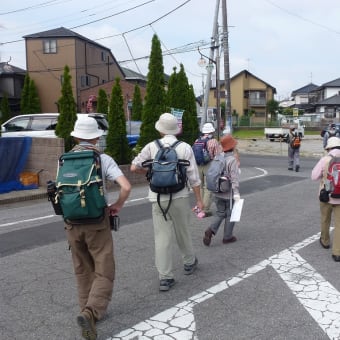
319, 188, 330, 203
109, 215, 120, 231
47, 180, 63, 215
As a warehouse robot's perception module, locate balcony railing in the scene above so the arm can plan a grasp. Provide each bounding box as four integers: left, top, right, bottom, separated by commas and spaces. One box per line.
249, 98, 266, 106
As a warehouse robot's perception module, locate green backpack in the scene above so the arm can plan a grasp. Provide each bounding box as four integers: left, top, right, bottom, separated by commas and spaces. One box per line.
55, 147, 107, 224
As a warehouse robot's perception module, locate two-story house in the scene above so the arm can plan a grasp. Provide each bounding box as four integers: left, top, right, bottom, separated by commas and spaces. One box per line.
24, 27, 125, 113
208, 69, 276, 121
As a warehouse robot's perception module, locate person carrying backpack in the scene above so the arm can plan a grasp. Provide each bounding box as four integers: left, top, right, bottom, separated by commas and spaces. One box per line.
203, 135, 241, 246
287, 127, 301, 172
62, 117, 131, 340
192, 123, 221, 218
323, 123, 340, 149
130, 113, 203, 292
311, 137, 340, 262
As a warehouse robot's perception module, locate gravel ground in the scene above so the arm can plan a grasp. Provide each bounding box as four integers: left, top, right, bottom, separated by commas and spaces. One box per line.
237, 135, 324, 158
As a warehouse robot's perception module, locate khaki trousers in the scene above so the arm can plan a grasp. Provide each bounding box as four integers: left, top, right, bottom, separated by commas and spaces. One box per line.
65, 214, 114, 321
320, 202, 340, 256
152, 196, 195, 280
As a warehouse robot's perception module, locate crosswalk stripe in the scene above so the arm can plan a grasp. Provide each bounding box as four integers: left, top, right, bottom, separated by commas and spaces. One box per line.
109, 231, 338, 340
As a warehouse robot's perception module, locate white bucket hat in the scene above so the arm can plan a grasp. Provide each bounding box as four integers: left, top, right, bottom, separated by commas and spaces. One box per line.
201, 123, 215, 134
325, 136, 340, 150
155, 113, 180, 135
71, 116, 103, 139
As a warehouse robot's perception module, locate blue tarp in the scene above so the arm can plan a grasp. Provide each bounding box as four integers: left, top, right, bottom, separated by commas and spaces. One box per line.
0, 137, 37, 194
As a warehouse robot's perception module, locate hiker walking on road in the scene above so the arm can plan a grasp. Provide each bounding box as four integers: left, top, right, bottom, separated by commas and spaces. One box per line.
323, 123, 340, 149
193, 123, 221, 218
311, 136, 340, 262
203, 135, 241, 246
287, 127, 301, 172
65, 117, 131, 340
130, 113, 203, 292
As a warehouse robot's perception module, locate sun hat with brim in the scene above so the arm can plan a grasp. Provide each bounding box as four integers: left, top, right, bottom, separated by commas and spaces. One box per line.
71, 116, 103, 139
201, 123, 215, 134
325, 136, 340, 150
220, 134, 237, 151
155, 113, 180, 135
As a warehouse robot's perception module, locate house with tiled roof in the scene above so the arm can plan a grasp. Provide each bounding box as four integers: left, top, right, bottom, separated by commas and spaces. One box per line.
0, 62, 26, 114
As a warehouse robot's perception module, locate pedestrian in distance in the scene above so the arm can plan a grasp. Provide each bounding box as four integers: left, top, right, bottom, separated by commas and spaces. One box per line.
323, 123, 340, 149
193, 122, 221, 218
65, 117, 131, 340
287, 127, 301, 172
130, 113, 203, 292
311, 136, 340, 262
203, 134, 241, 246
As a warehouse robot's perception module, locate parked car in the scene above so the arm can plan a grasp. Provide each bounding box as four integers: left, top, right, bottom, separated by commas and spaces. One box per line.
1, 113, 140, 150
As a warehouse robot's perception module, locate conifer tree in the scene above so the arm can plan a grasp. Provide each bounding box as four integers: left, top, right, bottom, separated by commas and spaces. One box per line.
106, 77, 131, 164
167, 63, 199, 145
137, 34, 166, 148
20, 74, 30, 114
131, 84, 143, 121
0, 93, 11, 129
29, 79, 41, 113
55, 65, 77, 151
97, 88, 108, 114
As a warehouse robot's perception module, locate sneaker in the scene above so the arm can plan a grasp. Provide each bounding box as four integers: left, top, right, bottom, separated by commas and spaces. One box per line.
159, 278, 175, 291
203, 228, 214, 246
184, 257, 198, 275
295, 165, 300, 172
288, 167, 293, 171
222, 236, 237, 244
77, 309, 97, 340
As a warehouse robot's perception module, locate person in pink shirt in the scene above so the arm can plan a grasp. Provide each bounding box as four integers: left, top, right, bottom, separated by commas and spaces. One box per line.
311, 136, 340, 262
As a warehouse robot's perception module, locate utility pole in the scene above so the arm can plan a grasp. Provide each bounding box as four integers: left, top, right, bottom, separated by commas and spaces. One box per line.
201, 0, 220, 131
221, 0, 232, 133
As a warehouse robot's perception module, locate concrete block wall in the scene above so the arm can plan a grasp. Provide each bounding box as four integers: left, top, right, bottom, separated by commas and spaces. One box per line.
24, 138, 146, 187
24, 137, 65, 186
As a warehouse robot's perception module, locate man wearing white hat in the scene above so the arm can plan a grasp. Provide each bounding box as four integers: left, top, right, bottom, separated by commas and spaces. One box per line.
193, 122, 221, 218
131, 113, 203, 292
311, 136, 340, 263
67, 116, 131, 339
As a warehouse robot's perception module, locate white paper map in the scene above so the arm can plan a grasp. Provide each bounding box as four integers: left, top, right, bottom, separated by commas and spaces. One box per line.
230, 199, 244, 222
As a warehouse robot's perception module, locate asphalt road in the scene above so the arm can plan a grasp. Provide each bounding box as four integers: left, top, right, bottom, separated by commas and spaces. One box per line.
1, 152, 339, 340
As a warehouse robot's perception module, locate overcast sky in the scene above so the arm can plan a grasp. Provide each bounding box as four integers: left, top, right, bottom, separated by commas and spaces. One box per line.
1, 0, 340, 101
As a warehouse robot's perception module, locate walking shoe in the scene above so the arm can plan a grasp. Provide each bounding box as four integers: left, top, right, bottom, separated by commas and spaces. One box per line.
222, 236, 237, 244
332, 255, 340, 262
203, 228, 214, 246
184, 257, 198, 275
288, 167, 293, 171
77, 309, 97, 340
319, 238, 330, 249
159, 278, 175, 291
295, 165, 300, 172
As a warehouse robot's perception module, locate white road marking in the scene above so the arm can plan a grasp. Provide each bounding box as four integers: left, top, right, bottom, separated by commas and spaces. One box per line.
0, 215, 56, 228
109, 230, 339, 340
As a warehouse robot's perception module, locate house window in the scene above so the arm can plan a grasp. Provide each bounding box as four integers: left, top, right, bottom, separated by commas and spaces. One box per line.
101, 51, 107, 62
43, 39, 57, 54
81, 75, 91, 87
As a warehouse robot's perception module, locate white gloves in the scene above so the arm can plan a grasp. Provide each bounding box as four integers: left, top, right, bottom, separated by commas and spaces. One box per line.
233, 194, 240, 202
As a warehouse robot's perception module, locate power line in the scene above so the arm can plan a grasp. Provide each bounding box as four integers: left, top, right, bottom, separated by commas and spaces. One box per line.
0, 0, 63, 15
264, 0, 340, 35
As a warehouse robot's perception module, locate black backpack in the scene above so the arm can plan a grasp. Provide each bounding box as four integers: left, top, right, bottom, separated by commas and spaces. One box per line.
142, 139, 190, 220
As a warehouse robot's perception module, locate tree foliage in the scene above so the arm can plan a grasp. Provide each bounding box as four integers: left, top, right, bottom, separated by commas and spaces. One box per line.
0, 93, 11, 124
55, 65, 77, 151
131, 84, 143, 121
97, 88, 108, 114
266, 99, 279, 121
20, 74, 41, 114
106, 77, 131, 164
167, 64, 199, 145
137, 34, 166, 148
